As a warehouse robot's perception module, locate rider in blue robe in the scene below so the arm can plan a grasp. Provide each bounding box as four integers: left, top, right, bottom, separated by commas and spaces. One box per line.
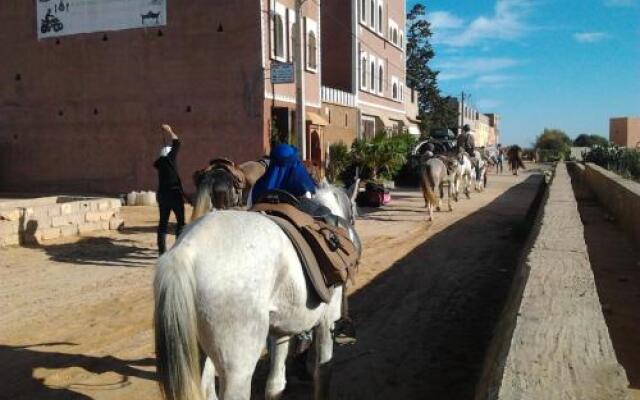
251, 144, 317, 203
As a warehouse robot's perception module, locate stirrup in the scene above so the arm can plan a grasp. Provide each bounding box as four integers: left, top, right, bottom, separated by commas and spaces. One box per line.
333, 318, 357, 346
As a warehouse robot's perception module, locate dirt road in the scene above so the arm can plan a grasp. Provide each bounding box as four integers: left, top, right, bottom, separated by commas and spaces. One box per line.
0, 169, 543, 400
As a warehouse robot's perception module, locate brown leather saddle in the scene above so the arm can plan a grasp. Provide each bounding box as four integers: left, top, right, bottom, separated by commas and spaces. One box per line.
194, 158, 247, 190
250, 192, 359, 303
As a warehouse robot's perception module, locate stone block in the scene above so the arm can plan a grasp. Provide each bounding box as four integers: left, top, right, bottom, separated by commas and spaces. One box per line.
51, 215, 78, 227
100, 211, 114, 221
85, 212, 101, 222
40, 227, 61, 241
98, 200, 111, 211
0, 234, 20, 247
0, 220, 19, 235
78, 222, 102, 235
47, 205, 61, 217
109, 217, 124, 230
60, 225, 79, 237
0, 209, 21, 221
60, 202, 80, 215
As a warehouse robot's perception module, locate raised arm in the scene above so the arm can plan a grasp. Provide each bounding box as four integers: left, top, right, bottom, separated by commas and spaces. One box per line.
161, 124, 180, 160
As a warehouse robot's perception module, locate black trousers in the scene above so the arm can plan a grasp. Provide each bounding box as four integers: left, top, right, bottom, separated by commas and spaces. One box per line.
157, 190, 185, 254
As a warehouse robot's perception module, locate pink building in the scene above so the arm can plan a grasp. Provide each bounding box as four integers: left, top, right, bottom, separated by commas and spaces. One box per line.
0, 0, 324, 194
322, 0, 418, 138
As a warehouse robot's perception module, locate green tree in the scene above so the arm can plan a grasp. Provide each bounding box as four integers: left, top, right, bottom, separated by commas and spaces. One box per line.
406, 4, 456, 134
573, 133, 609, 147
535, 128, 572, 160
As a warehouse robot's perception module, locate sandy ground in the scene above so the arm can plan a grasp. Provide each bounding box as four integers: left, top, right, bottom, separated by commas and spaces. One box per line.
1, 169, 544, 400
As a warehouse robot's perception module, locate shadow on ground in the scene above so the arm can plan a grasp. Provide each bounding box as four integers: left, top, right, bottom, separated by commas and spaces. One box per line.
0, 343, 155, 400
42, 237, 156, 267
251, 174, 543, 399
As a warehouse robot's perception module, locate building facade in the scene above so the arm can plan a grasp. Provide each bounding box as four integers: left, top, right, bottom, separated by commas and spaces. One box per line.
0, 0, 324, 194
449, 99, 500, 147
610, 117, 640, 148
322, 0, 418, 139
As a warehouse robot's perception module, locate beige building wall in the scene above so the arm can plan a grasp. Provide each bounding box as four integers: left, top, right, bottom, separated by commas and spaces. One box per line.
322, 103, 359, 147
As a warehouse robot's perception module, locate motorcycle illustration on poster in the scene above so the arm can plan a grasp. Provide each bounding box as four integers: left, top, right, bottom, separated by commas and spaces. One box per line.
36, 0, 166, 39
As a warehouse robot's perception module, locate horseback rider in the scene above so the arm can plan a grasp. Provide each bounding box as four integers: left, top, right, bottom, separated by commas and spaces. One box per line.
153, 124, 186, 255
457, 124, 481, 179
250, 143, 357, 345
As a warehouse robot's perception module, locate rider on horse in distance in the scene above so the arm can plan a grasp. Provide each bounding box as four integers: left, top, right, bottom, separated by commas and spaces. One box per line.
457, 124, 481, 179
250, 143, 357, 345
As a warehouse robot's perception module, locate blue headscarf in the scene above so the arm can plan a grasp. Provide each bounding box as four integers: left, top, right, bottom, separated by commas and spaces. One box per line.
251, 144, 317, 203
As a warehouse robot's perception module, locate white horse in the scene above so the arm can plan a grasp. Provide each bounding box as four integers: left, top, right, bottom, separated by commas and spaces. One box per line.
154, 182, 360, 400
470, 150, 488, 192
452, 151, 474, 201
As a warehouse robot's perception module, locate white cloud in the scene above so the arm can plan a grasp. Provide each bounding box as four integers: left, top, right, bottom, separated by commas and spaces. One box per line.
429, 11, 464, 31
574, 32, 611, 43
473, 74, 521, 88
433, 0, 533, 47
604, 0, 636, 7
436, 57, 522, 81
475, 98, 502, 110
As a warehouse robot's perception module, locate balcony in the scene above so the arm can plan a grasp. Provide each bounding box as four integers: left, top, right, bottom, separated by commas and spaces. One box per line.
321, 86, 355, 108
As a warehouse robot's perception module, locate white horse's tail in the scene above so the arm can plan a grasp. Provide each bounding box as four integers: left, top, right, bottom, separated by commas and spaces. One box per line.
154, 251, 202, 400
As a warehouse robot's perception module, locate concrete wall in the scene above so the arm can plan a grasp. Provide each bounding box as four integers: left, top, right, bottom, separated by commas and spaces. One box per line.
583, 163, 640, 248
0, 197, 122, 247
475, 163, 630, 400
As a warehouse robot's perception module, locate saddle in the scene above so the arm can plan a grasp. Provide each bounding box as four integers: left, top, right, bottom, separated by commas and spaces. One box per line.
195, 158, 247, 190
250, 191, 359, 303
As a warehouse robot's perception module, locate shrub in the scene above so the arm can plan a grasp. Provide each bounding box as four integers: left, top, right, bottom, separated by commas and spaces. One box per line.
584, 144, 640, 181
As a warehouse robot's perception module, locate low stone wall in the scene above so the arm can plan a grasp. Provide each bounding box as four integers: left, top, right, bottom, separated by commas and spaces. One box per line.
475, 163, 630, 400
0, 197, 123, 247
582, 163, 640, 247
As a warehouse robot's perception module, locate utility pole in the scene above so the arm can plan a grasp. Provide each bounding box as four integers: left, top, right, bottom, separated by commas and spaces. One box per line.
460, 91, 465, 136
294, 0, 307, 160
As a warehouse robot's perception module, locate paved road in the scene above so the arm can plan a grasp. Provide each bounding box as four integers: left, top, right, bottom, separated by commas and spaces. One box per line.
0, 168, 544, 400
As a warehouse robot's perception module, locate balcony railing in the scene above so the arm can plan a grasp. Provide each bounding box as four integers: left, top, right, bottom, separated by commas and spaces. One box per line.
321, 86, 355, 107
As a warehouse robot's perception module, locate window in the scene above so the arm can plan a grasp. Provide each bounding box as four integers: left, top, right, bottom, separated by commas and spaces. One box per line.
370, 58, 375, 91
400, 32, 403, 48
287, 9, 296, 62
370, 0, 375, 28
360, 0, 366, 22
378, 2, 383, 34
273, 14, 285, 59
378, 64, 384, 95
271, 3, 287, 61
345, 114, 348, 127
392, 28, 398, 45
400, 83, 404, 101
391, 76, 399, 100
307, 31, 317, 70
361, 54, 368, 89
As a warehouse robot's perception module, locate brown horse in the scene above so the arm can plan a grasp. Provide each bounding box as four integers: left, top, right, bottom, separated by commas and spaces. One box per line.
507, 146, 526, 176
418, 156, 456, 222
190, 158, 268, 220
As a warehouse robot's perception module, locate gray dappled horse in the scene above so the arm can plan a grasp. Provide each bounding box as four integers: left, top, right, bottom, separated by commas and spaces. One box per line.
418, 156, 456, 221
154, 182, 361, 400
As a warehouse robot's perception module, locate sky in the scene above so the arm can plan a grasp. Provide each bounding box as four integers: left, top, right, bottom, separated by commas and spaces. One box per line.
407, 0, 640, 146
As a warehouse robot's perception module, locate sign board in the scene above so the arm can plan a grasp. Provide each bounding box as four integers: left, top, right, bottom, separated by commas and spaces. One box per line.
36, 0, 167, 39
271, 62, 294, 84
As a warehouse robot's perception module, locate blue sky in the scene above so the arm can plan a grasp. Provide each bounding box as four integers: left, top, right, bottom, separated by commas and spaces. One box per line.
408, 0, 640, 146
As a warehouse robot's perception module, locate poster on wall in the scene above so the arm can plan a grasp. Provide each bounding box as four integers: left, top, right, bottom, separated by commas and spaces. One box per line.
36, 0, 167, 39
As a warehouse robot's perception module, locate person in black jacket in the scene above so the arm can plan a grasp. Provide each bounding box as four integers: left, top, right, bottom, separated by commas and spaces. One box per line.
153, 124, 185, 255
